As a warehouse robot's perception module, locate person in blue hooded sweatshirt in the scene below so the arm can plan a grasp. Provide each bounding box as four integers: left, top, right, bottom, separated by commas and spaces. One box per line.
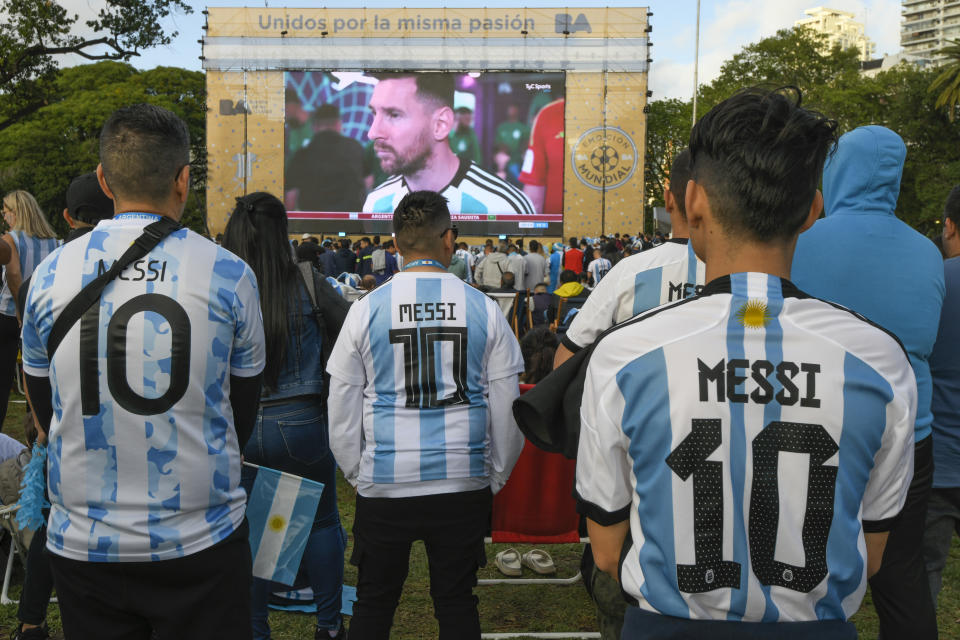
792, 125, 945, 640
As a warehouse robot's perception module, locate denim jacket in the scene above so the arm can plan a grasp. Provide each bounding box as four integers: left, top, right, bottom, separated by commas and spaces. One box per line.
262, 285, 324, 402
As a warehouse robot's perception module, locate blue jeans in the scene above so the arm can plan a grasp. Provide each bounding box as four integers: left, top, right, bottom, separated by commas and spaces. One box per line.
241, 398, 344, 639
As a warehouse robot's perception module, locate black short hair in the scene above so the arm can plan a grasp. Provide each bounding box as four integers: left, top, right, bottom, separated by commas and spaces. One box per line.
529, 239, 540, 252
568, 237, 577, 246
375, 72, 454, 110
688, 87, 838, 242
455, 106, 473, 115
668, 149, 692, 217
99, 104, 190, 205
393, 190, 450, 253
944, 185, 960, 227
559, 269, 577, 284
383, 239, 395, 249
340, 238, 351, 249
311, 103, 340, 123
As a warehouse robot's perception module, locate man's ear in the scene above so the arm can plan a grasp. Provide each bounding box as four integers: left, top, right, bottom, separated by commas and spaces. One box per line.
96, 164, 116, 202
62, 208, 78, 230
945, 216, 957, 239
174, 165, 191, 204
664, 188, 676, 216
685, 179, 706, 230
799, 190, 823, 234
433, 106, 454, 141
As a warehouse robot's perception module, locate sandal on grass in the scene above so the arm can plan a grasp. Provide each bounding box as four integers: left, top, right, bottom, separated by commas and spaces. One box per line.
521, 549, 557, 575
494, 548, 523, 576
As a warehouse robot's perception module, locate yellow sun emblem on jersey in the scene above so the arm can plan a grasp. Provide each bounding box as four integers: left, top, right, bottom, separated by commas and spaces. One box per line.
736, 299, 771, 329
268, 515, 287, 532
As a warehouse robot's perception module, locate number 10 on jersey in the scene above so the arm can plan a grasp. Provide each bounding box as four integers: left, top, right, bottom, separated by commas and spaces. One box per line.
666, 418, 839, 594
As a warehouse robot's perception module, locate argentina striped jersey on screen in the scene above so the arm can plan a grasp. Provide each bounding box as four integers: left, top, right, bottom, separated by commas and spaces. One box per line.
576, 273, 916, 625
326, 272, 523, 498
0, 231, 58, 316
564, 239, 706, 351
21, 213, 265, 563
363, 158, 537, 216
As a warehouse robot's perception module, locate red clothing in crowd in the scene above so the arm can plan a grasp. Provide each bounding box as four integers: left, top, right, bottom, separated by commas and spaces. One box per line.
563, 247, 584, 274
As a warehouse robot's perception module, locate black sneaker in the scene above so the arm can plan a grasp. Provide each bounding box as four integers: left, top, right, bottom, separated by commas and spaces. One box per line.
10, 623, 49, 640
315, 621, 347, 640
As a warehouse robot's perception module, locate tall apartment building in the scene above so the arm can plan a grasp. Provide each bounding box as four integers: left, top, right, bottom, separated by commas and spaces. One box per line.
901, 0, 960, 64
796, 7, 876, 61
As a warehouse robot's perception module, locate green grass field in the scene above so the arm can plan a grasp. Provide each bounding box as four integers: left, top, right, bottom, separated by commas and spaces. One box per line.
0, 391, 958, 639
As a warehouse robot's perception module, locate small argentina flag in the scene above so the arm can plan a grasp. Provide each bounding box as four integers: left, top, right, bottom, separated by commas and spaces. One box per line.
245, 464, 325, 586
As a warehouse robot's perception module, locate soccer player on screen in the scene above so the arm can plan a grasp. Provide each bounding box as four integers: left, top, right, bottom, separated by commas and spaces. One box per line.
362, 74, 536, 216
519, 98, 565, 214
576, 88, 917, 638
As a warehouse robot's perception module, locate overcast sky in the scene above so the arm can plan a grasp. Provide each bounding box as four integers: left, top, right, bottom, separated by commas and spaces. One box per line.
60, 0, 902, 100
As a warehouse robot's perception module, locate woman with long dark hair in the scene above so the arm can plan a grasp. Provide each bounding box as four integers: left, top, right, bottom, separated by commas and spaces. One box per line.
222, 192, 349, 640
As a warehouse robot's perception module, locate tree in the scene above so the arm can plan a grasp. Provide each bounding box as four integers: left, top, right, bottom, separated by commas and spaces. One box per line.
0, 61, 208, 235
656, 26, 960, 235
0, 0, 192, 133
697, 27, 863, 129
643, 99, 692, 219
929, 39, 960, 121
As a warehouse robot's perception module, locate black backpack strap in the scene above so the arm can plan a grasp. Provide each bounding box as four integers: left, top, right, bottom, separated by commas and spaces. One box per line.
45, 216, 181, 360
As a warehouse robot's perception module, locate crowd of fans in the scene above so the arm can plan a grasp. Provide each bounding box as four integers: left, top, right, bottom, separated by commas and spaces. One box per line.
0, 85, 955, 640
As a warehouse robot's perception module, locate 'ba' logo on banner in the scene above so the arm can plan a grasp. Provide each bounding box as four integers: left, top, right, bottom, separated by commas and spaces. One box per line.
571, 126, 638, 191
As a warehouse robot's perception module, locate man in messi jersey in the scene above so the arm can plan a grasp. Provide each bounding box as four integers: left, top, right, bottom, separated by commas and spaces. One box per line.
576, 88, 916, 639
328, 190, 525, 640
554, 150, 705, 369
362, 73, 536, 216
20, 104, 265, 639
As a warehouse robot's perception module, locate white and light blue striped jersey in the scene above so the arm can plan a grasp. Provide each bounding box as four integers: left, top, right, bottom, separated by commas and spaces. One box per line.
576, 273, 916, 626
564, 239, 706, 351
21, 213, 265, 563
587, 257, 612, 285
326, 271, 523, 498
363, 158, 536, 216
0, 231, 58, 316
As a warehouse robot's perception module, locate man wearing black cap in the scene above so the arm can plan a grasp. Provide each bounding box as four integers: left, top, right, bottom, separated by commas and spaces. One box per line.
16, 172, 114, 318
63, 171, 115, 241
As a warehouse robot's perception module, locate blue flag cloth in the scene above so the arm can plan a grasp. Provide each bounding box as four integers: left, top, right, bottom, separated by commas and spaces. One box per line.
245, 465, 324, 586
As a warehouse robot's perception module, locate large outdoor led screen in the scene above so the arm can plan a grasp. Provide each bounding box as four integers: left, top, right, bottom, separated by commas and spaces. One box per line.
284, 71, 565, 235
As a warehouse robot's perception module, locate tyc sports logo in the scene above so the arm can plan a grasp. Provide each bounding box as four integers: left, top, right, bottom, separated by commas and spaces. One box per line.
571, 126, 638, 191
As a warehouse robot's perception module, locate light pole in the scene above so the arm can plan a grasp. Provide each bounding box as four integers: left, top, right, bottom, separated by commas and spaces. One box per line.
692, 0, 701, 128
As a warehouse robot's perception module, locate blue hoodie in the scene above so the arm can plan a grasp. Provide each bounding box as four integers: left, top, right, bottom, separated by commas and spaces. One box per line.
792, 125, 945, 442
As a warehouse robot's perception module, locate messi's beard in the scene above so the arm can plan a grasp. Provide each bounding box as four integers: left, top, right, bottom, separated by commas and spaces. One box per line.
377, 130, 433, 176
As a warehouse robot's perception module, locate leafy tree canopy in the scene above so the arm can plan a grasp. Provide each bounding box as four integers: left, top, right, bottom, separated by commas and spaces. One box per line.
0, 0, 192, 132
644, 26, 960, 235
0, 61, 207, 236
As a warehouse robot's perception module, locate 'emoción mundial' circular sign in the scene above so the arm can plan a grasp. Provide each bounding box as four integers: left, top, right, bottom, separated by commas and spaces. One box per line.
571, 125, 638, 191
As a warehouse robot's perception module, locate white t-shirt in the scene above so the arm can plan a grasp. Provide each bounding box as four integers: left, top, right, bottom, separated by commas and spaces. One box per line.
22, 213, 265, 562
576, 272, 915, 624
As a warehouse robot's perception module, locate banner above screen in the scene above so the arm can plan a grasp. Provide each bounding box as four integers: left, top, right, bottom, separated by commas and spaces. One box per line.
202, 7, 650, 73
